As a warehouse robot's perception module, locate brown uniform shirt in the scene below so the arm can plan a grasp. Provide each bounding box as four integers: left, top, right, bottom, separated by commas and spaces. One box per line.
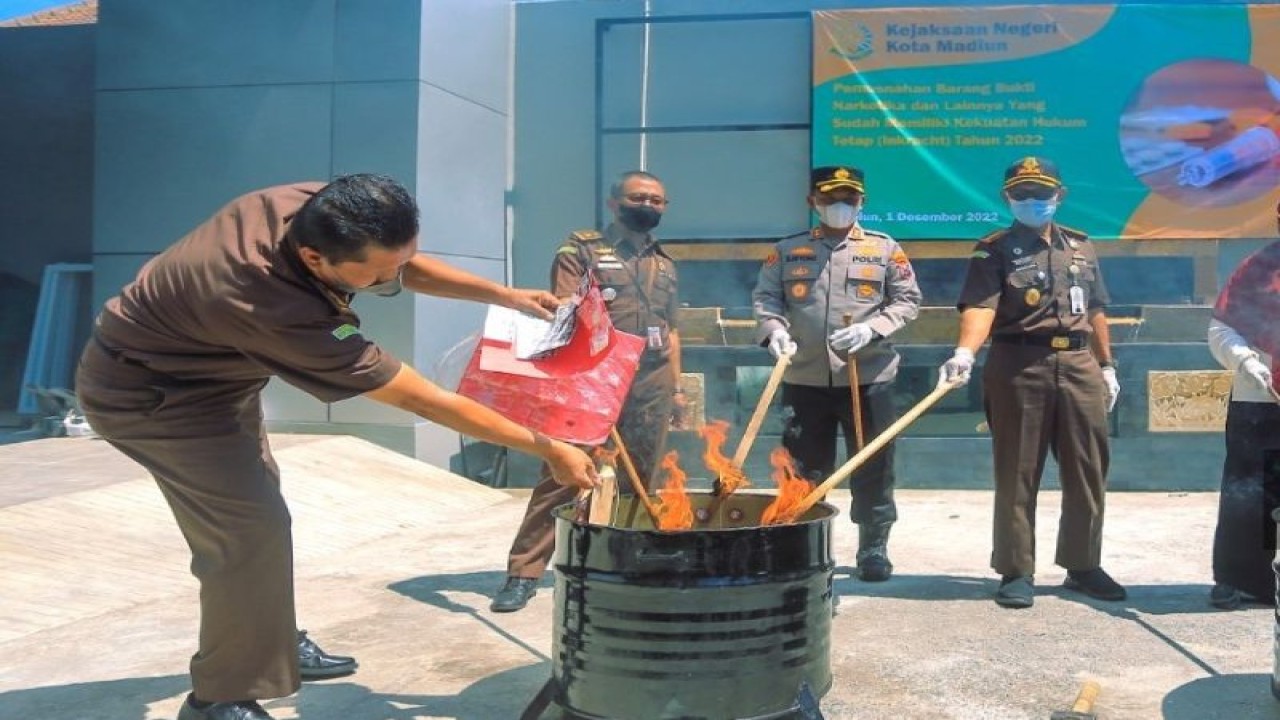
551, 223, 679, 361
92, 183, 402, 407
956, 222, 1110, 336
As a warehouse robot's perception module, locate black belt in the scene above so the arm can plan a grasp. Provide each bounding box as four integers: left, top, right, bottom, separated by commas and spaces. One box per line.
992, 333, 1088, 350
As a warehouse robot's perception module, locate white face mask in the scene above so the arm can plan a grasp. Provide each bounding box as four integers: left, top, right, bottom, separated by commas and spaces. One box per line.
817, 202, 859, 228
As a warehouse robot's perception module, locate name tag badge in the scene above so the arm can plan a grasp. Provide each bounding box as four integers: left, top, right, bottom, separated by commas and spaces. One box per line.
646, 326, 664, 349
1069, 285, 1086, 315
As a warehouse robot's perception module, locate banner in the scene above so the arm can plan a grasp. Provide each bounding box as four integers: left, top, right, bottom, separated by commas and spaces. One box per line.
813, 5, 1280, 240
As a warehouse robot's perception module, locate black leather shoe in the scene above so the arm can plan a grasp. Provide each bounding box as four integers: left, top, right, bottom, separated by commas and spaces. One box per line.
297, 630, 357, 679
491, 577, 539, 613
176, 694, 273, 720
995, 575, 1035, 609
856, 524, 893, 582
1064, 568, 1127, 601
1208, 582, 1266, 610
857, 552, 893, 582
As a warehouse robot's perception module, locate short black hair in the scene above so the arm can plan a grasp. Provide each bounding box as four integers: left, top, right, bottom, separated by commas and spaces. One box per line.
609, 170, 663, 199
291, 173, 419, 263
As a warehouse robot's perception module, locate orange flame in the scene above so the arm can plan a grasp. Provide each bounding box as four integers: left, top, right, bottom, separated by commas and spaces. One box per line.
699, 419, 750, 495
761, 447, 813, 526
655, 450, 694, 531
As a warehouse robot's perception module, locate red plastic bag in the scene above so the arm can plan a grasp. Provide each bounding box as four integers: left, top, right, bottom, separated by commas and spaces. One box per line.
456, 280, 644, 445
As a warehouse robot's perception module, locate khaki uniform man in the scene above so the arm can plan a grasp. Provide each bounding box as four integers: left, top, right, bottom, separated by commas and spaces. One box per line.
75, 175, 597, 720
752, 165, 921, 581
939, 157, 1126, 609
492, 170, 682, 612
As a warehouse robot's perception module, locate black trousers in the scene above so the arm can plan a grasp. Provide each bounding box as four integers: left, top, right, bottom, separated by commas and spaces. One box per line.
1212, 399, 1280, 602
780, 381, 897, 527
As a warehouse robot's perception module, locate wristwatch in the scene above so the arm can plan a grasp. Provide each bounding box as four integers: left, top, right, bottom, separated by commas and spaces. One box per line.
1099, 359, 1117, 370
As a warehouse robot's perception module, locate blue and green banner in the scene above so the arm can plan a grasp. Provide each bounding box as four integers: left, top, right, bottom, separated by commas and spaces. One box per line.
813, 5, 1280, 240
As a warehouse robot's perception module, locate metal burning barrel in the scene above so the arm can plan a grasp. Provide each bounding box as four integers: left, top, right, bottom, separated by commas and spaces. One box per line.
549, 491, 836, 720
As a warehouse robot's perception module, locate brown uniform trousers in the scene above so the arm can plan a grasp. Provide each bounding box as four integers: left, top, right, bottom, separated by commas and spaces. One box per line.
983, 343, 1110, 578
505, 354, 675, 577
76, 340, 300, 702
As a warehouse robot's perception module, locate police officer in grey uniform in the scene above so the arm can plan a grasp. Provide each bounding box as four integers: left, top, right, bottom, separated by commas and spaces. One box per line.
939, 157, 1125, 609
752, 165, 921, 581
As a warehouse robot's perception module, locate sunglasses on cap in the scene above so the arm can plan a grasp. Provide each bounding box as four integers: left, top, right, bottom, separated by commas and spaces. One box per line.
1006, 186, 1059, 202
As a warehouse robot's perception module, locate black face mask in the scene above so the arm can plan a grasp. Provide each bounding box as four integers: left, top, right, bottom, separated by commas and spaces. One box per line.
617, 204, 662, 233
332, 270, 404, 297
355, 277, 404, 297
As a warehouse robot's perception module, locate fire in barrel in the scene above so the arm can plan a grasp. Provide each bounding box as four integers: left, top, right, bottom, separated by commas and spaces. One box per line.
537, 339, 960, 718
537, 414, 834, 720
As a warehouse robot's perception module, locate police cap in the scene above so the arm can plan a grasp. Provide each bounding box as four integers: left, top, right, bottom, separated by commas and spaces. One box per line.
811, 166, 865, 194
1002, 156, 1062, 191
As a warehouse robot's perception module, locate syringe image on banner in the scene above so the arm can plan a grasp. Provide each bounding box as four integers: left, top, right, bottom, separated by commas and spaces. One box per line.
1177, 125, 1280, 188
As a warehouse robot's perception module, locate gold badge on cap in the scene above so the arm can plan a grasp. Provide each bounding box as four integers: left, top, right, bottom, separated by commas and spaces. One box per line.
835, 167, 852, 181
1024, 287, 1041, 306
1017, 158, 1042, 178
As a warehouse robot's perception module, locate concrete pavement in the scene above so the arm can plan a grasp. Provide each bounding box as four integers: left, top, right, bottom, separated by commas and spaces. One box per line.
1, 433, 1277, 720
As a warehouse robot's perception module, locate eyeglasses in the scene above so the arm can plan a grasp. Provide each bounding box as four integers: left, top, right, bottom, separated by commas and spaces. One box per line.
622, 193, 669, 207
1007, 187, 1058, 201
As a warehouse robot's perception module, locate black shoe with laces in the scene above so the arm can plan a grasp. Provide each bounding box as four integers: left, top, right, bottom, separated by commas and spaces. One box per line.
297, 630, 357, 679
1064, 567, 1127, 601
176, 694, 273, 720
491, 577, 539, 613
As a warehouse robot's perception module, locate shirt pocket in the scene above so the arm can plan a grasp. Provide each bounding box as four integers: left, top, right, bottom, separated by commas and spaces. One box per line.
783, 261, 820, 306
1006, 266, 1044, 289
847, 263, 886, 304
594, 267, 630, 304
1003, 266, 1046, 308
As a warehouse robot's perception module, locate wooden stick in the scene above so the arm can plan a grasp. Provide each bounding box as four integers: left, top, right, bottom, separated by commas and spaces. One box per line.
588, 464, 618, 525
785, 381, 959, 520
610, 427, 662, 526
731, 351, 792, 468
843, 313, 865, 452
1070, 680, 1101, 714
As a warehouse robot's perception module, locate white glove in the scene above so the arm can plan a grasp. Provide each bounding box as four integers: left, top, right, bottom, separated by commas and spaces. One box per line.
1240, 357, 1274, 392
767, 328, 797, 360
829, 323, 874, 354
938, 348, 974, 388
1102, 366, 1120, 412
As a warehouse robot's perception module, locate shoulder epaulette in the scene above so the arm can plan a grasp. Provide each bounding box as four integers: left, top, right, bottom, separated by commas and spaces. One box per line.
862, 228, 891, 239
568, 229, 603, 243
1058, 225, 1089, 241
979, 229, 1007, 245
777, 229, 810, 242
